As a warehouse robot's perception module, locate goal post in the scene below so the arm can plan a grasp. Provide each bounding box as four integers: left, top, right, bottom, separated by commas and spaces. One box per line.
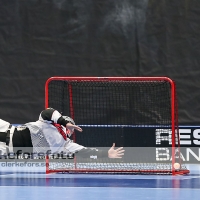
45, 77, 189, 175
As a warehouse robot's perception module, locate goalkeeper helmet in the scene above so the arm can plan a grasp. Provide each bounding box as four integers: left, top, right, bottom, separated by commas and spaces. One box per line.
62, 116, 75, 137
62, 116, 75, 125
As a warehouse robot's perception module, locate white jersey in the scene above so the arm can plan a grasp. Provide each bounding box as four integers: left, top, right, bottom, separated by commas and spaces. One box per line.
1, 109, 109, 159
0, 119, 10, 132
26, 120, 84, 154
0, 119, 15, 154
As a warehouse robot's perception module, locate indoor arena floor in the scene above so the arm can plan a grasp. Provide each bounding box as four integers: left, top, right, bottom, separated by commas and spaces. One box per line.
0, 164, 200, 200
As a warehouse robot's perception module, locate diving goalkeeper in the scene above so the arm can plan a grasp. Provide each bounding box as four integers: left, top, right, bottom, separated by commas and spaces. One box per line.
0, 108, 124, 159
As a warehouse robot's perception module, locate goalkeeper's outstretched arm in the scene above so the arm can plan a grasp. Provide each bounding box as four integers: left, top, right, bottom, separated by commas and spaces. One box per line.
40, 108, 82, 133
75, 143, 125, 159
40, 108, 124, 159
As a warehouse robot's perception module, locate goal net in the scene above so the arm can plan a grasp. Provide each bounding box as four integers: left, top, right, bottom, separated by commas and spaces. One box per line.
45, 77, 189, 175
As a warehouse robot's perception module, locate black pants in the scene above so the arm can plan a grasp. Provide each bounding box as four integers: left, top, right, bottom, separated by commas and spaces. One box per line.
0, 126, 33, 154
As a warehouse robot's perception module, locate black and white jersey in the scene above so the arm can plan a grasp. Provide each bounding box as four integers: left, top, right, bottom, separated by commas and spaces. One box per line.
28, 108, 108, 159
26, 108, 84, 154
1, 108, 109, 159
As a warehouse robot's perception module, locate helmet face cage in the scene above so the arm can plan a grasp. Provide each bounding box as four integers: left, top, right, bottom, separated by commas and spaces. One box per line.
62, 116, 75, 125
62, 116, 75, 137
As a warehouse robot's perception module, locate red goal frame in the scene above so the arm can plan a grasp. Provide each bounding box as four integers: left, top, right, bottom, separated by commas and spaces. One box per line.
45, 77, 190, 175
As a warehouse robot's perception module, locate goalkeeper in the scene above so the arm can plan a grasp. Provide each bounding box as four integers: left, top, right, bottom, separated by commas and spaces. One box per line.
0, 108, 124, 159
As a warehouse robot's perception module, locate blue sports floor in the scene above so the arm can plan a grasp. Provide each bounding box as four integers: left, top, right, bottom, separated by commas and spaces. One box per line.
0, 164, 200, 200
